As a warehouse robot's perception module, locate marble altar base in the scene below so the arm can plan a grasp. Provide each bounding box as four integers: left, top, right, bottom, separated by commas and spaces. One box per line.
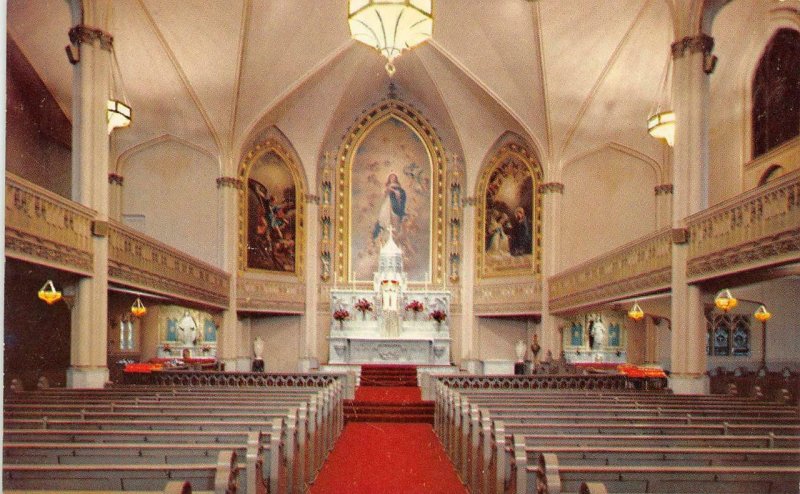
328, 336, 451, 365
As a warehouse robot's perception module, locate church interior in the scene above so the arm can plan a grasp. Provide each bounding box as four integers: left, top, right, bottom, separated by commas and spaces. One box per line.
4, 0, 800, 492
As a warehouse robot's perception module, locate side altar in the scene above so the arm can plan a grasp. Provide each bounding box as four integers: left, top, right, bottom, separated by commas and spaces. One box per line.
328, 229, 451, 365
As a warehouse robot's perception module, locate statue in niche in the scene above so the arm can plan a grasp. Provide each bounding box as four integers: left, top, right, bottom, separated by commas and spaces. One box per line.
177, 311, 198, 347
588, 318, 606, 351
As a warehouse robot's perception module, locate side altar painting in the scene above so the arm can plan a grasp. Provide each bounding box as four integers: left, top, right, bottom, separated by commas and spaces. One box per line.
247, 152, 297, 272
482, 157, 535, 276
349, 117, 431, 282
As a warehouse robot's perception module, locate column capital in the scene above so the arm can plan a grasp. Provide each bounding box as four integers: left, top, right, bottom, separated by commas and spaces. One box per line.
671, 33, 717, 73
216, 176, 243, 190
69, 25, 113, 52
654, 183, 674, 195
461, 196, 477, 207
538, 182, 565, 194
108, 173, 124, 186
305, 194, 320, 204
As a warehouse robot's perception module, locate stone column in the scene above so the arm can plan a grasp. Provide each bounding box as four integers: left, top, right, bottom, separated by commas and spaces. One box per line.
654, 184, 673, 230
459, 196, 479, 372
216, 175, 243, 371
539, 182, 564, 360
66, 0, 113, 388
669, 31, 715, 394
299, 193, 320, 371
108, 173, 123, 221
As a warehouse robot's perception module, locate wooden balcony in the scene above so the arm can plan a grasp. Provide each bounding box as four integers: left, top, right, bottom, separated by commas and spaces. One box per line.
548, 228, 673, 314
5, 173, 95, 275
687, 169, 800, 282
108, 221, 230, 309
6, 172, 231, 309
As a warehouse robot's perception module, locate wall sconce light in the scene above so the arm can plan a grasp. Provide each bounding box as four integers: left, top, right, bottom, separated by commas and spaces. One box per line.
714, 288, 738, 312
38, 280, 63, 305
131, 297, 147, 317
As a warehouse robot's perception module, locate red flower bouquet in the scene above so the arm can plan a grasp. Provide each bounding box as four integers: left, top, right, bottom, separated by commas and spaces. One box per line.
354, 298, 373, 313
430, 310, 447, 323
405, 300, 424, 312
333, 309, 350, 322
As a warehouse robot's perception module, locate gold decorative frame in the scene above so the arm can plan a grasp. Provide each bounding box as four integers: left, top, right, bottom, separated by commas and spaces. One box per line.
475, 140, 543, 279
335, 99, 447, 286
238, 137, 305, 277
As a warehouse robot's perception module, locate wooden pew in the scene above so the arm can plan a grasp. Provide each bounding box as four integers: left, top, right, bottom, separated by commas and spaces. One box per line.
5, 480, 195, 494
529, 451, 800, 494
3, 450, 239, 493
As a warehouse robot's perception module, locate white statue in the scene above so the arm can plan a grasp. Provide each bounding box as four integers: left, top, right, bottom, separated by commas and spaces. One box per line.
253, 336, 265, 360
590, 319, 606, 350
177, 312, 198, 347
515, 340, 527, 362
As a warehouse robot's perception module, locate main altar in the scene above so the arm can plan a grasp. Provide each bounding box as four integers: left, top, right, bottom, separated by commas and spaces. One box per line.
328, 229, 451, 365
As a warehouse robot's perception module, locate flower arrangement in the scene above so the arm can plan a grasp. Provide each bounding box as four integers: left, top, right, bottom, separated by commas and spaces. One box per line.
202, 344, 212, 354
405, 300, 424, 313
333, 309, 350, 322
162, 343, 172, 355
354, 298, 373, 314
430, 310, 447, 323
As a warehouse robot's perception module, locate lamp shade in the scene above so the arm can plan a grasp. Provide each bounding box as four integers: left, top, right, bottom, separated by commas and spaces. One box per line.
753, 304, 771, 322
627, 302, 645, 322
107, 99, 132, 134
714, 289, 738, 312
131, 297, 147, 317
348, 0, 433, 75
38, 280, 62, 305
647, 111, 675, 146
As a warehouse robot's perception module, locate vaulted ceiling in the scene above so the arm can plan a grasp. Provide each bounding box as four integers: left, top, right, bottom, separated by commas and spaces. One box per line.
7, 0, 755, 178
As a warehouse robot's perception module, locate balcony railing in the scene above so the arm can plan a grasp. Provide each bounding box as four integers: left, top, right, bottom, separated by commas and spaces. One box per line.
5, 173, 95, 275
687, 169, 800, 282
549, 227, 672, 313
108, 220, 231, 308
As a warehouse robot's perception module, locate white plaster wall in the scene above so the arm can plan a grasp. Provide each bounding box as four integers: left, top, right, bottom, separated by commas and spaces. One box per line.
476, 317, 528, 361
250, 315, 303, 373
121, 140, 221, 267
708, 277, 800, 371
559, 146, 657, 268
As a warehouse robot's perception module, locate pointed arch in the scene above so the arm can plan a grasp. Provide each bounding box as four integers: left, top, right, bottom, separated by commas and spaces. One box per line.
475, 132, 544, 279
334, 98, 448, 286
238, 127, 307, 276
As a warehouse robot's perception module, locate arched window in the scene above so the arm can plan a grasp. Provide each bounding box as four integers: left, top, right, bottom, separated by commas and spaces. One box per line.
752, 29, 800, 158
706, 313, 751, 357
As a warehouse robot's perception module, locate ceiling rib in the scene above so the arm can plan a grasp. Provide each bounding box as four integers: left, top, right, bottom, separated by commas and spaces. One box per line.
530, 1, 553, 169
227, 0, 251, 156
558, 1, 650, 160
136, 0, 222, 153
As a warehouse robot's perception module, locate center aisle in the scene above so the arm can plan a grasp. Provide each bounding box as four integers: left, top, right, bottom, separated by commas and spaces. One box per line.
309, 365, 466, 493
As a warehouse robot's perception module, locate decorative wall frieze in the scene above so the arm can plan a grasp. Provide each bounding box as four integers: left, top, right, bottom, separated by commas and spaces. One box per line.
473, 279, 542, 316
108, 173, 124, 186
108, 220, 230, 308
686, 169, 800, 282
68, 25, 113, 51
237, 276, 306, 313
538, 182, 565, 194
548, 227, 672, 314
216, 176, 243, 190
5, 172, 94, 275
654, 184, 673, 195
671, 33, 714, 59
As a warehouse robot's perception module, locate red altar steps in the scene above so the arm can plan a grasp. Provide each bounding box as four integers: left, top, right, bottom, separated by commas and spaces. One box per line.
344, 366, 435, 424
358, 364, 418, 387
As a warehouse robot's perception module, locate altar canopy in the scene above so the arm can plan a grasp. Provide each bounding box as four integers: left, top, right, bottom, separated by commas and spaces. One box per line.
328, 228, 451, 364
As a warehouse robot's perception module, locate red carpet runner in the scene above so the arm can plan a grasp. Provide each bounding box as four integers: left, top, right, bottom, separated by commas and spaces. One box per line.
311, 365, 466, 493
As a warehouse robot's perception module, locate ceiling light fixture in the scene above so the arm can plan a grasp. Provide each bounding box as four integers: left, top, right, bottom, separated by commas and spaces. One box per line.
107, 42, 131, 133
348, 0, 433, 76
647, 55, 674, 146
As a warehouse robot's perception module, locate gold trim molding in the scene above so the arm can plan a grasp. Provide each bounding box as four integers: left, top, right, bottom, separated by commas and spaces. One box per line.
237, 276, 306, 313
237, 137, 306, 277
334, 98, 448, 286
474, 279, 543, 316
216, 176, 243, 190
